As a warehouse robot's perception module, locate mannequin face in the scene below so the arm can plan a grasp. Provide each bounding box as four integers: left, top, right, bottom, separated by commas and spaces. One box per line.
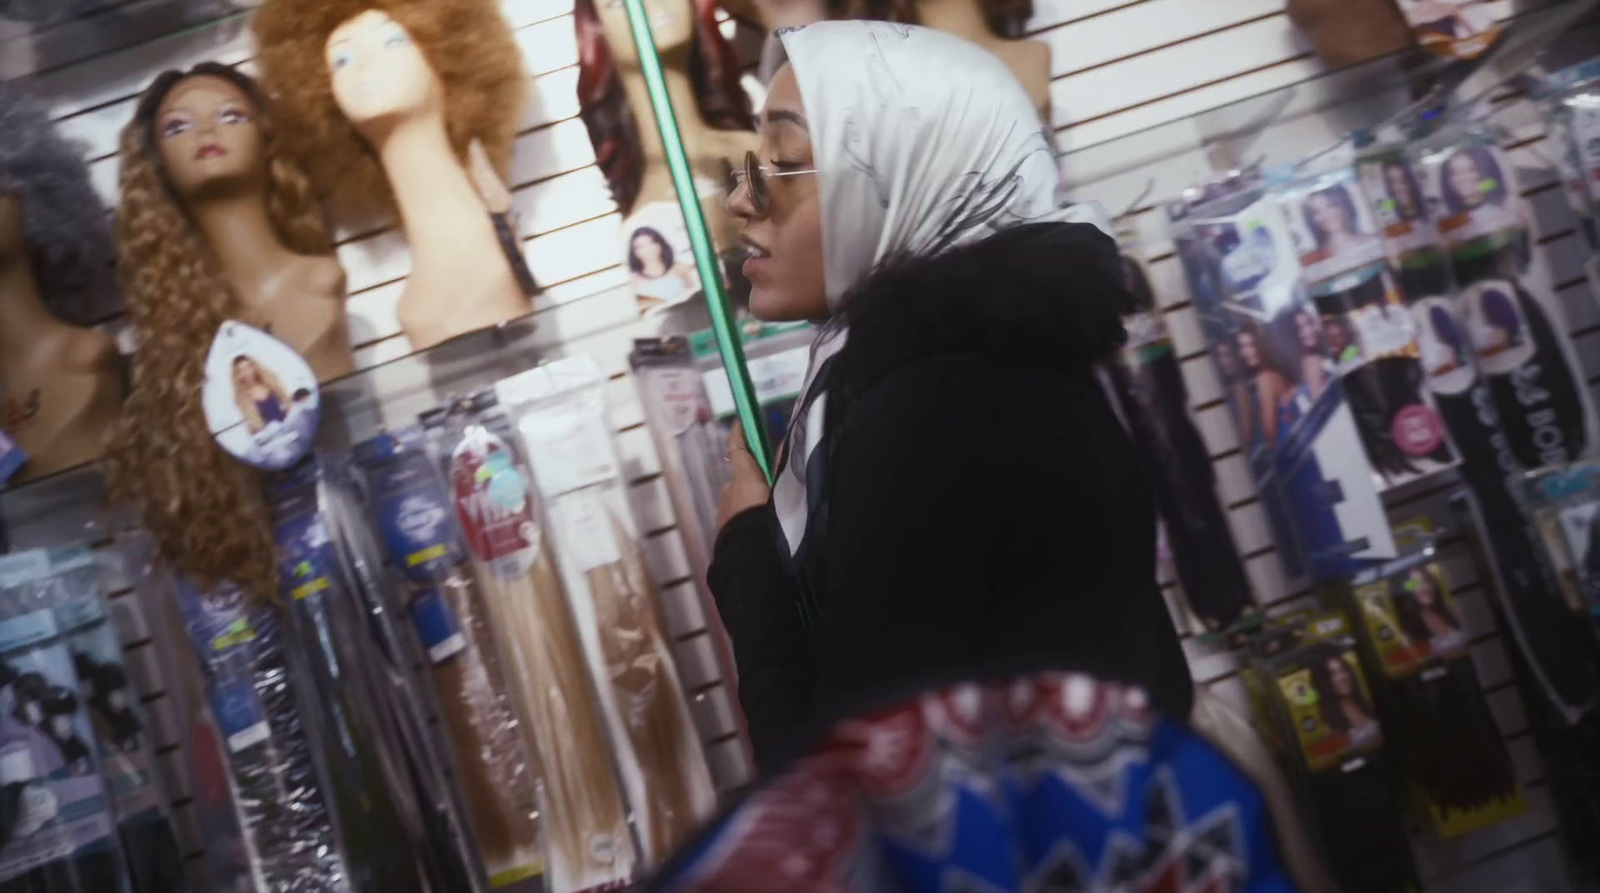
326, 10, 444, 136
0, 193, 22, 260
155, 75, 266, 200
595, 0, 695, 65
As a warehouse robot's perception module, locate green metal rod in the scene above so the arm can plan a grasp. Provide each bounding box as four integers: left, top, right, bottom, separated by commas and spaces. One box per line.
618, 0, 774, 482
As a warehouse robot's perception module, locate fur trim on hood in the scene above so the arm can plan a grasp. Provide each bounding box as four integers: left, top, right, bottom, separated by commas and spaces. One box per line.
827, 221, 1133, 406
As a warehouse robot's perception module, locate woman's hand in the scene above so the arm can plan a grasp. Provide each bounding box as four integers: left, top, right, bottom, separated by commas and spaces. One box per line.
718, 424, 771, 532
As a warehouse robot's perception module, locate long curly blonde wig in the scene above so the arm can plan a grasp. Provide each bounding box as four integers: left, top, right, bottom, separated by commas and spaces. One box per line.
103, 64, 332, 603
251, 0, 528, 225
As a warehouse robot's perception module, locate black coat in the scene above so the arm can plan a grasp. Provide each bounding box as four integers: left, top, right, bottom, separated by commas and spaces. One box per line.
709, 222, 1195, 771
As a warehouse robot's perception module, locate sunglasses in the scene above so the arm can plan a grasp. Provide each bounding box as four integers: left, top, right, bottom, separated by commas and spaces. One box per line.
728, 150, 817, 216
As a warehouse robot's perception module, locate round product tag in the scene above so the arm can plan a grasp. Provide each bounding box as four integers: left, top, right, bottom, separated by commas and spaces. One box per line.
201, 321, 321, 470
1392, 404, 1446, 457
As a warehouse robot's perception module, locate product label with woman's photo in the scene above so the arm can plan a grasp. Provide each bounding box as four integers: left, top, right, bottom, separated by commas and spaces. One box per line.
202, 321, 321, 471
1358, 148, 1445, 262
623, 202, 706, 318
1281, 172, 1388, 287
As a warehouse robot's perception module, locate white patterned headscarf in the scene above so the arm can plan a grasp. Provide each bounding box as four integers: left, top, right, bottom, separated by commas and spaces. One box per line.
769, 21, 1111, 560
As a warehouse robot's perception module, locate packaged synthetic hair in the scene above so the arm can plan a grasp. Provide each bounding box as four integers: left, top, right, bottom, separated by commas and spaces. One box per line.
1252, 613, 1420, 893
0, 549, 138, 893
268, 456, 471, 893
498, 357, 718, 867
351, 429, 548, 891
1102, 248, 1256, 631
1412, 125, 1598, 470
1541, 60, 1600, 291
429, 396, 639, 893
1521, 460, 1600, 619
1346, 550, 1525, 837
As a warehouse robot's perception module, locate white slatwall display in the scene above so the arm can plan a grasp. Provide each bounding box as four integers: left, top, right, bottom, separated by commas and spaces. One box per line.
1, 0, 1597, 889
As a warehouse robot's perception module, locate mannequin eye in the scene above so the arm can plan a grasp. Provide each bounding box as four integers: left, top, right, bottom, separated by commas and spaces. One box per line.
218, 107, 252, 125
159, 115, 193, 139
330, 49, 354, 69
383, 27, 409, 47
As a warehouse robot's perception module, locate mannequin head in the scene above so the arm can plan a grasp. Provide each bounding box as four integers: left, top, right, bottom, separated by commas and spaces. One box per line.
104, 64, 327, 605
830, 0, 1034, 39
576, 0, 752, 213
0, 83, 119, 325
252, 0, 527, 223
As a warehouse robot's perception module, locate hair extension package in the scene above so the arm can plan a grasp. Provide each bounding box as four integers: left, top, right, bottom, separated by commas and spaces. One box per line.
1521, 460, 1600, 621
1345, 550, 1525, 837
428, 394, 640, 893
1102, 246, 1256, 631
351, 429, 551, 891
1540, 60, 1600, 270
1252, 612, 1420, 893
0, 549, 143, 893
496, 357, 718, 867
268, 456, 474, 893
1169, 178, 1398, 583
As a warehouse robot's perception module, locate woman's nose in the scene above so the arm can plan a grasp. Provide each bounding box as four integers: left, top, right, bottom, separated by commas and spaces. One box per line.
726, 177, 757, 220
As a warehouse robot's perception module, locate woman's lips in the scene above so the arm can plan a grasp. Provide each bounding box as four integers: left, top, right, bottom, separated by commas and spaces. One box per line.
195, 143, 226, 160
741, 237, 771, 280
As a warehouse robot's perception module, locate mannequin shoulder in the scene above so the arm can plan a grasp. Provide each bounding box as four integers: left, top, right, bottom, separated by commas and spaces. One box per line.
290, 255, 349, 300
61, 326, 120, 372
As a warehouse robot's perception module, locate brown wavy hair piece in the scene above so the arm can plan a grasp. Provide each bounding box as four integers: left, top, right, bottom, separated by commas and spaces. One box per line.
575, 0, 753, 214
103, 64, 332, 603
829, 0, 1035, 39
251, 0, 527, 226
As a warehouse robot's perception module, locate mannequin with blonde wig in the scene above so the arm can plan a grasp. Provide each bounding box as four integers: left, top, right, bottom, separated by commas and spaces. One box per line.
105, 64, 342, 603
0, 83, 124, 481
252, 0, 534, 350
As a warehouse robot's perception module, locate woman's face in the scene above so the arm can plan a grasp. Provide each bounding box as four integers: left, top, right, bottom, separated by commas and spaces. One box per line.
1236, 331, 1260, 370
233, 357, 262, 389
50, 715, 71, 738
729, 65, 826, 322
1385, 164, 1416, 211
1307, 192, 1350, 238
1323, 317, 1348, 354
155, 75, 265, 200
326, 11, 442, 135
1446, 153, 1485, 209
1326, 656, 1355, 697
1295, 310, 1320, 350
1411, 570, 1438, 606
22, 702, 40, 725
1214, 340, 1239, 379
632, 232, 666, 273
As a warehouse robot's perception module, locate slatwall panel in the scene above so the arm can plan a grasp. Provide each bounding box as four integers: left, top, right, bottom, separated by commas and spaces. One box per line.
2, 0, 1595, 888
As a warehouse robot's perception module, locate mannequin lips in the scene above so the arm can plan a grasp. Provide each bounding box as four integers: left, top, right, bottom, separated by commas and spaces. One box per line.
195, 143, 226, 161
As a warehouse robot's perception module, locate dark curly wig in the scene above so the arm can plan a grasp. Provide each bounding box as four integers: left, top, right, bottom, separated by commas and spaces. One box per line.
0, 82, 120, 326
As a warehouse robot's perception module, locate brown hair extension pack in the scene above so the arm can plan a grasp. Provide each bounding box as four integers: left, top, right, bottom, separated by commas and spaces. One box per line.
104, 64, 331, 603
575, 0, 751, 214
830, 0, 1036, 40
251, 0, 527, 224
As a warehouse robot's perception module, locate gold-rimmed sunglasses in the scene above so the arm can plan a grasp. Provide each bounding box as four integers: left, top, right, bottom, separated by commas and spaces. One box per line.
728, 150, 817, 216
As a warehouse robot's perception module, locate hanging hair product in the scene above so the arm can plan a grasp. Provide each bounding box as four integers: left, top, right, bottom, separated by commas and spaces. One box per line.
1521, 460, 1600, 620
1540, 61, 1600, 255
0, 550, 135, 893
351, 430, 546, 891
104, 63, 334, 606
1254, 614, 1419, 893
433, 397, 638, 893
1103, 251, 1256, 630
498, 358, 717, 866
1347, 552, 1524, 836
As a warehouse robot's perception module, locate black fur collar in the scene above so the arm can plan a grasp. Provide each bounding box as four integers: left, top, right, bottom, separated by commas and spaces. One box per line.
827, 221, 1132, 404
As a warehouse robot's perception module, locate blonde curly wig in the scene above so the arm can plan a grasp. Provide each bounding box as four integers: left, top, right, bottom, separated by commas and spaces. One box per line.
251, 0, 528, 225
104, 64, 332, 603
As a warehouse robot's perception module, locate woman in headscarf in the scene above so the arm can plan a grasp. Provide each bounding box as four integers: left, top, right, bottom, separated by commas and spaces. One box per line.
710, 21, 1192, 769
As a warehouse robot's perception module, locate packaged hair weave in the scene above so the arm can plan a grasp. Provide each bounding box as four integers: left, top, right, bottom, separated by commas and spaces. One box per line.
1347, 551, 1524, 837
1521, 460, 1600, 619
1103, 250, 1256, 630
1253, 613, 1419, 893
1541, 60, 1600, 257
0, 549, 132, 893
498, 357, 718, 867
431, 397, 639, 893
351, 429, 548, 890
269, 456, 472, 893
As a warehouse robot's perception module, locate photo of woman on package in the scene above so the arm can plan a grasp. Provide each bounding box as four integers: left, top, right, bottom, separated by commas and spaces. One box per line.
1298, 182, 1380, 270
1236, 323, 1306, 450
1290, 307, 1333, 398
1382, 159, 1426, 223
1213, 335, 1260, 452
1415, 301, 1471, 378
232, 355, 288, 436
628, 224, 700, 311
1392, 566, 1466, 656
73, 655, 143, 754
1436, 144, 1525, 244
1312, 652, 1381, 750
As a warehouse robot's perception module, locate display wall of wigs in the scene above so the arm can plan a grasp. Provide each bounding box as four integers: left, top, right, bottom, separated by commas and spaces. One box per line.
251, 0, 536, 351
430, 396, 641, 893
1103, 250, 1258, 632
0, 84, 124, 484
1167, 182, 1400, 584
1346, 550, 1527, 838
498, 357, 718, 866
1413, 126, 1599, 471
1251, 613, 1421, 893
103, 63, 350, 608
0, 548, 186, 893
1284, 0, 1413, 69
351, 429, 551, 891
575, 0, 755, 317
268, 456, 472, 893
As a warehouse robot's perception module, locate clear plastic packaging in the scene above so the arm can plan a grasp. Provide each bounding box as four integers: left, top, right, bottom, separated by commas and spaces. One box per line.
431, 395, 637, 893
498, 357, 717, 866
0, 548, 133, 893
352, 428, 547, 891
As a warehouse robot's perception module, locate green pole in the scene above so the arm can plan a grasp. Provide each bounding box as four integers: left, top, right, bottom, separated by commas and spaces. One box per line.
618, 0, 774, 482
